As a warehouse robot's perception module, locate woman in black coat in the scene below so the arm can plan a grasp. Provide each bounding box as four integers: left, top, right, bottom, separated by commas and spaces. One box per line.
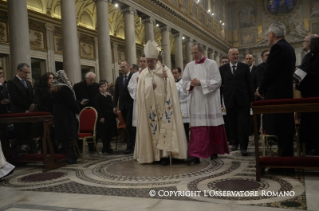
299, 37, 319, 155
51, 70, 80, 164
93, 80, 118, 153
34, 73, 54, 113
34, 72, 54, 151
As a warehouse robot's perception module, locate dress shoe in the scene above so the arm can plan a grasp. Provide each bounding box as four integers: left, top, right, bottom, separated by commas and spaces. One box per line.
268, 168, 294, 173
241, 149, 248, 156
160, 158, 170, 165
124, 148, 134, 154
231, 145, 238, 151
102, 148, 113, 154
210, 154, 218, 160
187, 157, 200, 165
308, 149, 319, 156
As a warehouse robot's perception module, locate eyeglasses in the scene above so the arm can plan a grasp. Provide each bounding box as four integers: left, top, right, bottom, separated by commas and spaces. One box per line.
20, 70, 30, 74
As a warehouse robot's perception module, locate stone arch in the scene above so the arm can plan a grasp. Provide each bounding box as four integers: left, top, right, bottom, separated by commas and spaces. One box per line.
27, 0, 43, 13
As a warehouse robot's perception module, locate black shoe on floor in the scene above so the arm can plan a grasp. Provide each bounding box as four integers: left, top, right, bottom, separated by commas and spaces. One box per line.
231, 145, 238, 151
241, 149, 248, 156
161, 158, 170, 165
102, 148, 113, 154
308, 149, 319, 156
124, 148, 134, 154
268, 168, 294, 173
210, 154, 218, 160
187, 157, 200, 165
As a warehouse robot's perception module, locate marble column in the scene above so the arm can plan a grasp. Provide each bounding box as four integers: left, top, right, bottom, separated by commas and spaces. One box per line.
142, 17, 155, 43
203, 46, 208, 58
94, 37, 100, 81
295, 47, 303, 66
160, 26, 171, 69
7, 0, 31, 77
174, 32, 183, 69
208, 49, 215, 60
113, 42, 119, 80
256, 52, 262, 65
94, 0, 113, 82
61, 0, 81, 83
121, 7, 137, 65
215, 51, 220, 66
184, 37, 192, 64
45, 23, 56, 73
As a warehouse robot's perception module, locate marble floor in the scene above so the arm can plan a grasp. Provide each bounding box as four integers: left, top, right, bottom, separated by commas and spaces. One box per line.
1, 138, 319, 211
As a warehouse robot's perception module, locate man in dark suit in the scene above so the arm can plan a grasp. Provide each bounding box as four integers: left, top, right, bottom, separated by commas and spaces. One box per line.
73, 71, 98, 152
113, 61, 134, 154
254, 50, 270, 134
299, 34, 317, 70
257, 23, 296, 160
245, 54, 258, 135
220, 48, 254, 156
7, 63, 35, 152
73, 72, 98, 110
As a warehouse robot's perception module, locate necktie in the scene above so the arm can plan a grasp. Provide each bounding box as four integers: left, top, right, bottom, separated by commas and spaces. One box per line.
22, 79, 27, 88
232, 66, 236, 76
123, 75, 127, 86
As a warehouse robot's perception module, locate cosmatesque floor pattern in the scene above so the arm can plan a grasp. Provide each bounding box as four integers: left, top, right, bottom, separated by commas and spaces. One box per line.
1, 138, 319, 211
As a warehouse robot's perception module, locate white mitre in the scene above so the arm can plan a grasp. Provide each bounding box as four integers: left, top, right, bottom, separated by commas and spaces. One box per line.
144, 40, 160, 58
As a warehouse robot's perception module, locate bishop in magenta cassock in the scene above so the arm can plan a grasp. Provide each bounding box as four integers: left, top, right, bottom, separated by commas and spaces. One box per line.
182, 43, 229, 164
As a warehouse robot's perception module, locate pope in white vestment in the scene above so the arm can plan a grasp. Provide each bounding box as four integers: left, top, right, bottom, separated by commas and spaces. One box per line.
182, 43, 229, 161
0, 141, 15, 179
133, 41, 188, 164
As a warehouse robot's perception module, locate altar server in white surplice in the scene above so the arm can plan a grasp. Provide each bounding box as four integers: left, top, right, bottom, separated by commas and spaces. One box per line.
134, 40, 188, 165
128, 56, 147, 128
173, 67, 190, 142
182, 43, 229, 165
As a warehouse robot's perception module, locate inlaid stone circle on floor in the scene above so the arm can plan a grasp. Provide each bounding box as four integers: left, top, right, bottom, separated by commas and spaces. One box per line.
212, 178, 261, 191
20, 172, 67, 182
92, 156, 224, 182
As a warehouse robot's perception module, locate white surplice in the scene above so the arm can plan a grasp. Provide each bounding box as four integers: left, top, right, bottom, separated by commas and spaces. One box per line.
182, 59, 224, 126
175, 79, 190, 123
134, 65, 188, 163
0, 141, 15, 179
127, 71, 140, 127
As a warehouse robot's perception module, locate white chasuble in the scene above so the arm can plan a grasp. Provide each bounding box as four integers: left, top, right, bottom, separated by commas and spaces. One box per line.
134, 65, 188, 163
182, 59, 224, 127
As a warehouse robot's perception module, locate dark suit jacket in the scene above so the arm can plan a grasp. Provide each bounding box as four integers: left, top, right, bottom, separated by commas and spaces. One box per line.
299, 52, 319, 98
113, 73, 133, 111
259, 39, 296, 99
299, 51, 312, 72
255, 62, 267, 88
219, 62, 254, 107
73, 80, 98, 109
7, 76, 33, 113
250, 65, 258, 92
258, 39, 296, 136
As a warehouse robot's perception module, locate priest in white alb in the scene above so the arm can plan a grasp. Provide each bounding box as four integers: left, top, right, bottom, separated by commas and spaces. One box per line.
134, 40, 188, 165
182, 43, 229, 164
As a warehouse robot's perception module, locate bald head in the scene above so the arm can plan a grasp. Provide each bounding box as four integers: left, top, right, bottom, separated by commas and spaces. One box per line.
228, 48, 239, 65
245, 54, 255, 67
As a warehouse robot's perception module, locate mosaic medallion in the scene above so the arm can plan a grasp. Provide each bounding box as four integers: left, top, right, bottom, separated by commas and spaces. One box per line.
20, 172, 67, 182
213, 179, 261, 191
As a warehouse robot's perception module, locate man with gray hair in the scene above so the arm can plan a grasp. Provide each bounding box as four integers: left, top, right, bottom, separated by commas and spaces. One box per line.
257, 23, 296, 164
73, 71, 98, 152
74, 71, 98, 109
299, 34, 317, 70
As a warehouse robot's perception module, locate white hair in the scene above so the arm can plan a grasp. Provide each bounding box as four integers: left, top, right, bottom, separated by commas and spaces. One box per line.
85, 71, 96, 79
268, 23, 286, 38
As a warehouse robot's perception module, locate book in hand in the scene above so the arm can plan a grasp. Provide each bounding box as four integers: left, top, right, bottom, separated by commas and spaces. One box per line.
293, 68, 307, 82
